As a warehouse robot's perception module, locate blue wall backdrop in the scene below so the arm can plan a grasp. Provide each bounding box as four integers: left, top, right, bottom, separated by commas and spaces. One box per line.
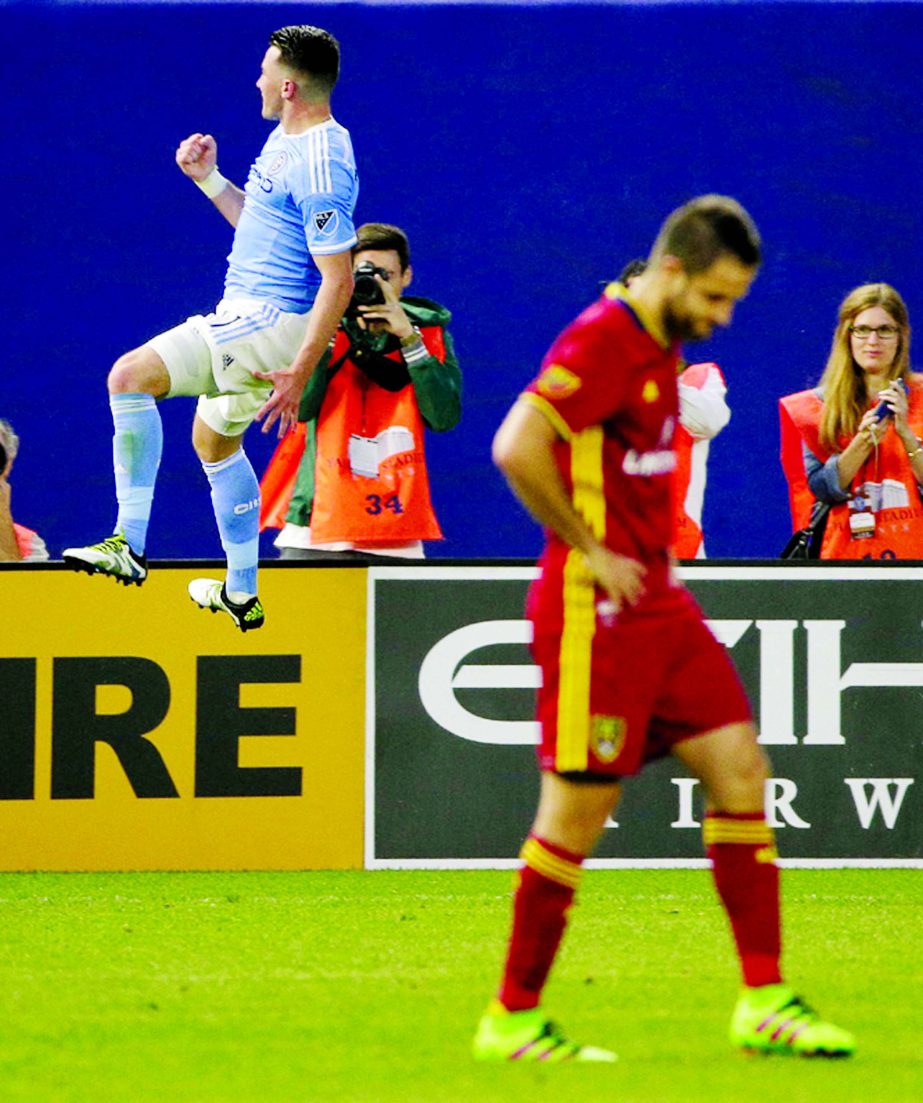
4, 1, 922, 560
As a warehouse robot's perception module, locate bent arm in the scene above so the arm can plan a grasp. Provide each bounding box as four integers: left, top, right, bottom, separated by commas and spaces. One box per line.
678, 367, 731, 440
254, 250, 354, 436
409, 329, 462, 432
493, 400, 594, 551
804, 445, 850, 503
832, 415, 880, 490
209, 181, 247, 228
291, 250, 354, 380
493, 398, 646, 610
175, 132, 246, 227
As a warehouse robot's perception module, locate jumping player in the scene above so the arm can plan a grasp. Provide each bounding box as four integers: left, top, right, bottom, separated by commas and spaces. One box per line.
63, 25, 358, 631
474, 196, 855, 1061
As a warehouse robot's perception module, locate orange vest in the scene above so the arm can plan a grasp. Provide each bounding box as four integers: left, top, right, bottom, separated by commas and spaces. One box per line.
671, 423, 702, 557
13, 523, 46, 561
259, 421, 307, 531
310, 328, 445, 543
258, 326, 448, 542
779, 390, 825, 530
779, 382, 923, 559
671, 361, 726, 557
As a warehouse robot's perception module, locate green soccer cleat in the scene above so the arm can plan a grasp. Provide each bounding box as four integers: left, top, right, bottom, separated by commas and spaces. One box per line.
472, 1002, 617, 1063
62, 533, 148, 586
730, 984, 855, 1058
188, 578, 265, 632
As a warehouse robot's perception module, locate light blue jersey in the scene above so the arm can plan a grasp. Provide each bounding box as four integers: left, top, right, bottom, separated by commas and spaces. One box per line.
224, 118, 358, 313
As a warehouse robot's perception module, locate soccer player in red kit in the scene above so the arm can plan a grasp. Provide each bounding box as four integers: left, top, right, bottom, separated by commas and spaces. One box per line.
473, 196, 855, 1062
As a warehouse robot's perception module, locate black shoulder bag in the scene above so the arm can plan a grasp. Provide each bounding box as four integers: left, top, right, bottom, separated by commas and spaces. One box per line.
780, 502, 832, 560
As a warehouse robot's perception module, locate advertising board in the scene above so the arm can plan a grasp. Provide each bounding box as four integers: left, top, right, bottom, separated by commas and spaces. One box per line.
369, 566, 923, 868
0, 565, 366, 871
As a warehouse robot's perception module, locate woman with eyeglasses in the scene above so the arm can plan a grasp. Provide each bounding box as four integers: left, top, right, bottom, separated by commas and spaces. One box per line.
779, 283, 923, 558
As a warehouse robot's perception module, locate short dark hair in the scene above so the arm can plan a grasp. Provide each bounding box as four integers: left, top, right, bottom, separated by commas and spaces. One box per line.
269, 25, 340, 95
354, 223, 411, 272
617, 258, 647, 285
652, 195, 761, 274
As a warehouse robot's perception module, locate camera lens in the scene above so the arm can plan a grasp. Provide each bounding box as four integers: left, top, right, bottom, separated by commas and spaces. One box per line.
349, 262, 386, 310
353, 275, 384, 306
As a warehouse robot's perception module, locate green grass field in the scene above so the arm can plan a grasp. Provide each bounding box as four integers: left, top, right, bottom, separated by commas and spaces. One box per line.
0, 869, 919, 1102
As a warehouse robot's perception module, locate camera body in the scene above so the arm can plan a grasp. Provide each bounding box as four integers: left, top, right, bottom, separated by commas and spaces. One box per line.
0, 440, 7, 475
348, 261, 389, 313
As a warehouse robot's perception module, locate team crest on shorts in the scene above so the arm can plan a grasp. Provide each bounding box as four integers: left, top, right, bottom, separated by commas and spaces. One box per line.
313, 209, 339, 235
536, 363, 581, 399
591, 715, 626, 763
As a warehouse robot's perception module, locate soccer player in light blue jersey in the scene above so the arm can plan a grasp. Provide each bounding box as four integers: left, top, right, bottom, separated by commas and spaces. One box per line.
63, 25, 358, 631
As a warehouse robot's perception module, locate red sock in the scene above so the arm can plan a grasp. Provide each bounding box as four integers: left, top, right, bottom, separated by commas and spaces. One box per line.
497, 835, 585, 1011
704, 811, 782, 988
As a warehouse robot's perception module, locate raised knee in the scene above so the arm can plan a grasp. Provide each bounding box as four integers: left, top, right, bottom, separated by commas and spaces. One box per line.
108, 353, 141, 393
108, 349, 167, 396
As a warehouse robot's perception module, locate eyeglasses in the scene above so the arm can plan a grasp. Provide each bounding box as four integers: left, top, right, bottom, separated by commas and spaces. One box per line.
850, 324, 900, 341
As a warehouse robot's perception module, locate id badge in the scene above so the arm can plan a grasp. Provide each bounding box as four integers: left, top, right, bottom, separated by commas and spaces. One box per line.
348, 434, 379, 478
848, 496, 875, 540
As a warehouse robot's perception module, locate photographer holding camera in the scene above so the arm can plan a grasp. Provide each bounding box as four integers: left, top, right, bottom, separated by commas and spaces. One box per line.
0, 419, 49, 562
260, 222, 461, 557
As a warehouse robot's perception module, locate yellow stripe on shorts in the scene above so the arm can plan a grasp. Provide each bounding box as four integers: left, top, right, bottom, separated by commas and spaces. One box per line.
555, 427, 606, 773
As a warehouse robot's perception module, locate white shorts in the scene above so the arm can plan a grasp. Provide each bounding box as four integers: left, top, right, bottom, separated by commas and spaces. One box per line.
146, 298, 310, 437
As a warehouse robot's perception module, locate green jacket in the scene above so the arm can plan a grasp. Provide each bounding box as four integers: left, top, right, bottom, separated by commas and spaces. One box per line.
286, 296, 462, 527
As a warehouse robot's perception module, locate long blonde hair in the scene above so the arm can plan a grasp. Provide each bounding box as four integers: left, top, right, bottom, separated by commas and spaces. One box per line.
818, 283, 911, 450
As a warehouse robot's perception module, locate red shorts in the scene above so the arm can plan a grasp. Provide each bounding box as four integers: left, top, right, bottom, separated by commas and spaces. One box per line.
530, 584, 751, 776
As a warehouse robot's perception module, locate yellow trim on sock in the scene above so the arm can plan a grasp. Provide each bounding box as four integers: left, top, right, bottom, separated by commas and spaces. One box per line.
520, 837, 583, 890
703, 817, 774, 846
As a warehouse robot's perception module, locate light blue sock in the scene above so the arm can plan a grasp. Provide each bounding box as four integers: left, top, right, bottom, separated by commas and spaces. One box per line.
111, 393, 162, 556
202, 448, 260, 597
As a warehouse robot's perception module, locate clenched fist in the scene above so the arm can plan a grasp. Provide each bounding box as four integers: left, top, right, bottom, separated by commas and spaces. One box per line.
175, 133, 218, 182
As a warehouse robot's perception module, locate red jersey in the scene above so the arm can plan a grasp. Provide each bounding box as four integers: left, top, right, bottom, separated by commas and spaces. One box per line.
523, 288, 681, 628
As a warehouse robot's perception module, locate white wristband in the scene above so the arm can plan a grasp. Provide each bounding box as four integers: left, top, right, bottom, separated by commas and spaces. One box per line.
194, 169, 229, 199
